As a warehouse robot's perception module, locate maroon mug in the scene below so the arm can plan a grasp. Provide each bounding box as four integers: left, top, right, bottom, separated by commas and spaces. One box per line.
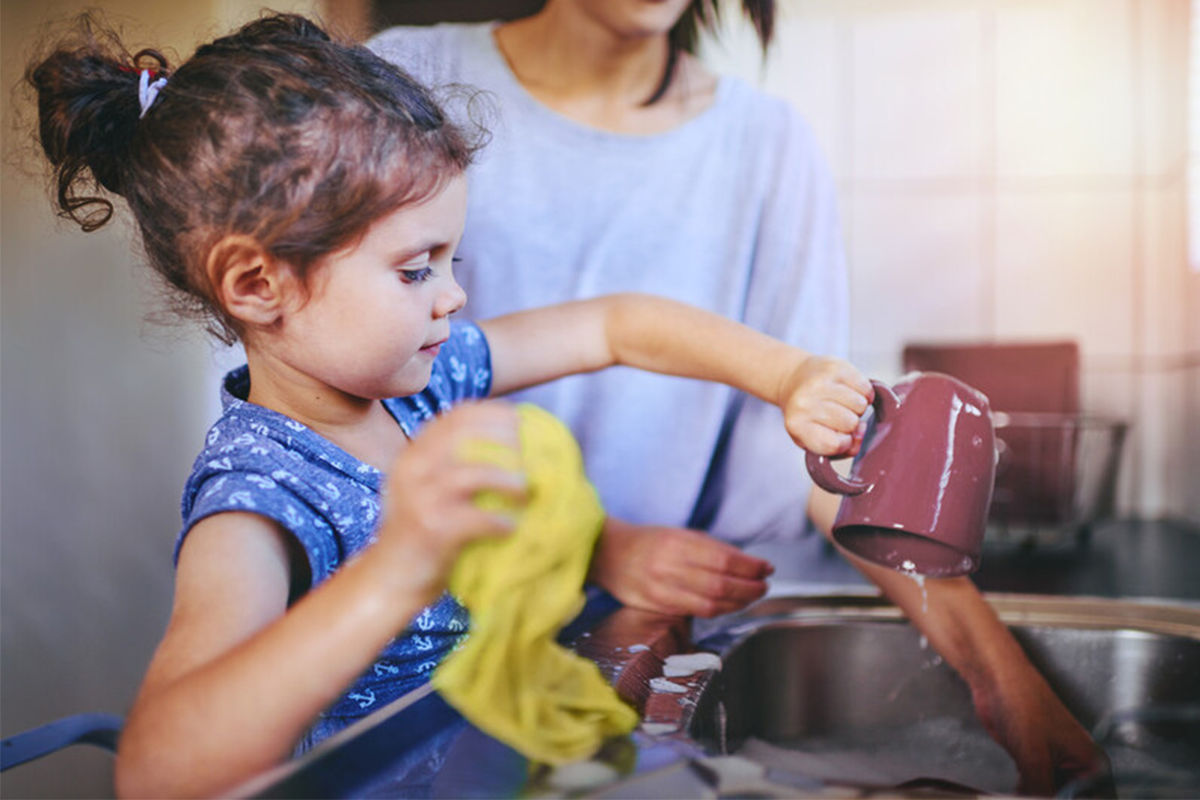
805, 373, 997, 577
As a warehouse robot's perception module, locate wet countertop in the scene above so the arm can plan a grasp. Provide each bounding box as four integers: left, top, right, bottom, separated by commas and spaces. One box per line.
971, 519, 1200, 601
239, 518, 1199, 798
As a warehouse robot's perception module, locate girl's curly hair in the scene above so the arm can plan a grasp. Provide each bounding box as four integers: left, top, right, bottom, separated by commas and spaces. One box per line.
26, 12, 484, 343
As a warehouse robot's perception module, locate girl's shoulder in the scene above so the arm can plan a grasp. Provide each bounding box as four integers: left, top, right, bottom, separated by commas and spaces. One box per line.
185, 374, 378, 504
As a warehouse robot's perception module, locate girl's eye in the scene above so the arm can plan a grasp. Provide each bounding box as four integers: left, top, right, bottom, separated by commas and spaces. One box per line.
399, 266, 433, 284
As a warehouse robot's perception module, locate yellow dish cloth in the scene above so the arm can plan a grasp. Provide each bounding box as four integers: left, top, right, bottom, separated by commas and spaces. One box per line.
432, 403, 638, 765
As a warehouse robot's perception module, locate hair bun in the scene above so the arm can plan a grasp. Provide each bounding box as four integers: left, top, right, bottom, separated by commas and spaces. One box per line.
25, 14, 168, 230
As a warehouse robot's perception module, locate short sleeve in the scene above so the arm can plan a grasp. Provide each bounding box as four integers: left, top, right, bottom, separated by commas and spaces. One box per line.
178, 471, 342, 585
430, 322, 492, 403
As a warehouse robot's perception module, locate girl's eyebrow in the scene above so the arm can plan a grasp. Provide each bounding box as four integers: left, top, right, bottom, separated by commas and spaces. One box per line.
388, 239, 449, 263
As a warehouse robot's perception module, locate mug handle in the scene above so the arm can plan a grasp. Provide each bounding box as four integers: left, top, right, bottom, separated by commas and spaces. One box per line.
805, 380, 901, 496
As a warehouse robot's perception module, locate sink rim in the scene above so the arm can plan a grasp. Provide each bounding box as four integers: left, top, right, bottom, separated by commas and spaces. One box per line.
698, 592, 1200, 648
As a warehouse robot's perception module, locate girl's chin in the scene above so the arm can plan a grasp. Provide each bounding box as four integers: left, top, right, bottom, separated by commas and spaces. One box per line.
391, 366, 435, 398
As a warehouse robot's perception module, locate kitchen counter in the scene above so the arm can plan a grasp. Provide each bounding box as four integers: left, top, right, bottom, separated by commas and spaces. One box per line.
238, 518, 1200, 798
972, 518, 1200, 601
753, 518, 1200, 603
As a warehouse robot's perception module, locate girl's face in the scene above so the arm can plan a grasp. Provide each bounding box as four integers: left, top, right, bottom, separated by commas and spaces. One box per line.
271, 174, 469, 403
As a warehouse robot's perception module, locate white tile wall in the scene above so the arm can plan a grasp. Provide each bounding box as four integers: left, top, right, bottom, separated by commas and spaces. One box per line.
852, 8, 986, 181
994, 191, 1136, 356
1141, 0, 1191, 177
704, 0, 1196, 520
995, 0, 1137, 179
1142, 184, 1190, 361
849, 193, 987, 357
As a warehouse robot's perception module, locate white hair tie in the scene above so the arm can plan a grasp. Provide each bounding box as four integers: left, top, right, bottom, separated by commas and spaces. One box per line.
138, 69, 168, 119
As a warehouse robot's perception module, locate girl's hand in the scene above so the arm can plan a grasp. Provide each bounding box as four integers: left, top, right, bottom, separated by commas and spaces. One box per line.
374, 402, 528, 601
777, 355, 873, 457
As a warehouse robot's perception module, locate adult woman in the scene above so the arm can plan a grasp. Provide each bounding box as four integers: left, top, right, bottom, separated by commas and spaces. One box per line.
370, 0, 844, 618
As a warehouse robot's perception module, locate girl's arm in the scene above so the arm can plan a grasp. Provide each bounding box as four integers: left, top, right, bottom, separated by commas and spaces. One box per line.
117, 512, 429, 798
479, 293, 872, 456
116, 404, 524, 799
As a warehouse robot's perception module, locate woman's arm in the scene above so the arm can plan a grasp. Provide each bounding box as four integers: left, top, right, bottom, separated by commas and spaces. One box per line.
480, 293, 872, 456
807, 489, 1106, 795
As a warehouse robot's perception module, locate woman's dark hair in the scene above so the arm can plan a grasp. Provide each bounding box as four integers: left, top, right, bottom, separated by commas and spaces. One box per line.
648, 0, 775, 105
25, 12, 483, 343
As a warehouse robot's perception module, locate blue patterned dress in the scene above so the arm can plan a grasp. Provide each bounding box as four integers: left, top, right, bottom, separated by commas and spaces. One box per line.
176, 322, 492, 748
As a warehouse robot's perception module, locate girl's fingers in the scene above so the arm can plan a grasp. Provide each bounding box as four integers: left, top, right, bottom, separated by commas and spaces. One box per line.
440, 507, 520, 541
447, 463, 529, 500
794, 423, 854, 456
834, 383, 873, 415
806, 403, 863, 436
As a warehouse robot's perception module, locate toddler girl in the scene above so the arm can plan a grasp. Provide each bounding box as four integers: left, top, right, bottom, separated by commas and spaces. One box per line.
26, 13, 870, 798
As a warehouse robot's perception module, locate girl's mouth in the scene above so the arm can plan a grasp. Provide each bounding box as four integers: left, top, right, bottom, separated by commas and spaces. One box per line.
420, 338, 447, 357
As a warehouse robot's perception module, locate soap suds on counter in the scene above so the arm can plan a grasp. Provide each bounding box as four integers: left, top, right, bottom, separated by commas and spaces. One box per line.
545, 760, 619, 791
662, 652, 722, 677
648, 677, 688, 694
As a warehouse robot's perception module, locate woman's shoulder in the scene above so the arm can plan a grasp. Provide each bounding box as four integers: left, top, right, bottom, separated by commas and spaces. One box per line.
716, 76, 817, 146
366, 21, 494, 84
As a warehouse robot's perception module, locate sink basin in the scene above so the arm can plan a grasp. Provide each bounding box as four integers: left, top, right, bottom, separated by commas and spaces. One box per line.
687, 595, 1200, 797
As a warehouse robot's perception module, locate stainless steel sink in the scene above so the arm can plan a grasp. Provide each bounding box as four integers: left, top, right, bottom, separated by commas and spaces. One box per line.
686, 595, 1200, 797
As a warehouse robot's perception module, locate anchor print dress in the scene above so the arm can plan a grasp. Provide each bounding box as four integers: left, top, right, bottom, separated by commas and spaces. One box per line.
177, 323, 493, 749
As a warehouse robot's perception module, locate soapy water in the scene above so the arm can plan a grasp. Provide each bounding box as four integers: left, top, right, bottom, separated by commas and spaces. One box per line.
717, 700, 728, 756
732, 718, 1200, 798
899, 560, 929, 616
736, 718, 1017, 794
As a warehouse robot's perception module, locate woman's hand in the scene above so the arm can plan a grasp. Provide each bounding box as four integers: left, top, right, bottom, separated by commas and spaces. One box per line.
776, 354, 873, 456
971, 664, 1112, 796
587, 517, 773, 618
839, 542, 1111, 799
375, 401, 528, 601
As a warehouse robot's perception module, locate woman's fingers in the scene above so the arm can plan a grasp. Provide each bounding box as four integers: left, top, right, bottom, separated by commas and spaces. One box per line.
681, 535, 774, 580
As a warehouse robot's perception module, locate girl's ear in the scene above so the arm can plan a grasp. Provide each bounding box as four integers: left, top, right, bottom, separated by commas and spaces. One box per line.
207, 236, 293, 327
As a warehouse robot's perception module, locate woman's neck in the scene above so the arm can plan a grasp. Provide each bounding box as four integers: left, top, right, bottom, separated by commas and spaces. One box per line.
495, 8, 718, 135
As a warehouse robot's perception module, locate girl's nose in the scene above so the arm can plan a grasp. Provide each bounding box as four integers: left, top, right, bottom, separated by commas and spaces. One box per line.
434, 278, 467, 318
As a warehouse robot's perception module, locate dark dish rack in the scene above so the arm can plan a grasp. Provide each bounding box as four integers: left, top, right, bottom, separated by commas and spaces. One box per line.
901, 341, 1129, 550
987, 411, 1129, 547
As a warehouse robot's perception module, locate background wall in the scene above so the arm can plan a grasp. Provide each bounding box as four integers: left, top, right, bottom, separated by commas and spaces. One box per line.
0, 3, 322, 797
704, 0, 1198, 522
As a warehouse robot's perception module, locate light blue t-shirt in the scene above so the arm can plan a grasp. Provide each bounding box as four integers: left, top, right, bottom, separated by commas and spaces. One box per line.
370, 23, 850, 547
177, 322, 492, 743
